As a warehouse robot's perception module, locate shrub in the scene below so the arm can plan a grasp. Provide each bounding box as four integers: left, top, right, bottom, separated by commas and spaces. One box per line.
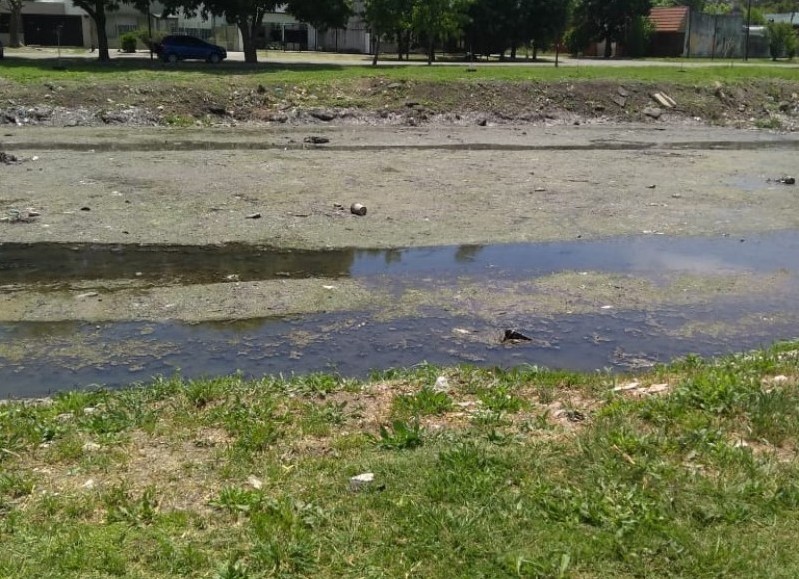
120, 32, 138, 53
134, 28, 166, 50
625, 15, 655, 58
767, 22, 798, 60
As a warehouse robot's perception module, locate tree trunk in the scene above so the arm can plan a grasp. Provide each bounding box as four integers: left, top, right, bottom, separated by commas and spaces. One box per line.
533, 41, 538, 61
9, 3, 22, 48
427, 36, 434, 65
96, 2, 110, 62
239, 20, 258, 63
372, 35, 380, 66
510, 43, 517, 60
604, 35, 613, 58
396, 29, 404, 60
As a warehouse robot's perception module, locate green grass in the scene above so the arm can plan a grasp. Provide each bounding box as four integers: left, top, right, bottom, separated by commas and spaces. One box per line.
1, 55, 798, 86
1, 343, 799, 577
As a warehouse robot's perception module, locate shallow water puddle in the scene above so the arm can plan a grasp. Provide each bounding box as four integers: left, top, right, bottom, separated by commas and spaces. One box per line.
1, 231, 799, 397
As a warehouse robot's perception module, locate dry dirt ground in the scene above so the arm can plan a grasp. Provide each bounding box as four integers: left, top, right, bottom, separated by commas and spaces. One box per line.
1, 123, 798, 248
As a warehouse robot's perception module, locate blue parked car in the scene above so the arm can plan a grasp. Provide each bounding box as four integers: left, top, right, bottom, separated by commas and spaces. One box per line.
154, 35, 227, 63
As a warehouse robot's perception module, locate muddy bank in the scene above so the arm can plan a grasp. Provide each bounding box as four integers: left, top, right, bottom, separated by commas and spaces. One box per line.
1, 78, 798, 130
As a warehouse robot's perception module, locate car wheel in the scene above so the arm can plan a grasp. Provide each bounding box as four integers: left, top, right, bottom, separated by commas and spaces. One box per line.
208, 53, 221, 64
167, 53, 179, 64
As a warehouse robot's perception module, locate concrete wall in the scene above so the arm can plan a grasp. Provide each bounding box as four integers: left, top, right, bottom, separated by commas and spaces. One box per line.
686, 11, 744, 58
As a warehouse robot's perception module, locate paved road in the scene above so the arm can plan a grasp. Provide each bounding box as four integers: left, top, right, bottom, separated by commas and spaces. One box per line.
3, 45, 798, 68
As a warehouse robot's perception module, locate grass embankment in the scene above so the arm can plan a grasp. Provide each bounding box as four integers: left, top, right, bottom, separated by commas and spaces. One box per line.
2, 343, 799, 577
1, 56, 798, 85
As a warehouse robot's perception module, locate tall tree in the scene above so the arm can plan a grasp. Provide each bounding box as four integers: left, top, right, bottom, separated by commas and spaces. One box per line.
289, 0, 353, 47
572, 0, 651, 57
2, 0, 25, 47
362, 0, 414, 63
412, 0, 471, 64
521, 0, 571, 59
71, 0, 123, 61
362, 0, 403, 64
465, 0, 512, 58
161, 0, 352, 64
161, 0, 279, 63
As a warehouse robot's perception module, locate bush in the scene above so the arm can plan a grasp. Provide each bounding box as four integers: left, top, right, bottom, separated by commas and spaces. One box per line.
564, 24, 592, 56
625, 15, 655, 58
120, 32, 138, 53
134, 28, 166, 50
767, 22, 798, 60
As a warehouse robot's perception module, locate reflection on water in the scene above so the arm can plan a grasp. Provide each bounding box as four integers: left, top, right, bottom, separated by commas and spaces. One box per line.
3, 231, 799, 287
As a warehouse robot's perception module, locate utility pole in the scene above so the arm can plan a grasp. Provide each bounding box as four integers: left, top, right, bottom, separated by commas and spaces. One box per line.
745, 0, 752, 61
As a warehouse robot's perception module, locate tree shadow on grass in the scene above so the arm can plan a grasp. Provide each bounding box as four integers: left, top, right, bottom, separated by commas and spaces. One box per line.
0, 54, 392, 77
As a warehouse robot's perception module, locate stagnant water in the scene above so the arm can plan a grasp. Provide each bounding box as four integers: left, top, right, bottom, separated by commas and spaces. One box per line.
2, 231, 798, 397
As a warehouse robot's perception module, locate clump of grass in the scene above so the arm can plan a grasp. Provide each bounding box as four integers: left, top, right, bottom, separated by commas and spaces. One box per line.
367, 419, 424, 450
0, 342, 798, 577
391, 387, 453, 418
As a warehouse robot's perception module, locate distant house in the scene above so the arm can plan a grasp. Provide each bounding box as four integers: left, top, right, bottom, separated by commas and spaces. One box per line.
313, 0, 371, 54
0, 1, 372, 53
0, 0, 244, 50
648, 6, 770, 59
765, 13, 798, 27
649, 6, 689, 57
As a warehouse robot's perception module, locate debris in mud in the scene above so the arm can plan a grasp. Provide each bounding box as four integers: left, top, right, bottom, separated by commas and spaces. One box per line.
769, 176, 796, 185
433, 376, 450, 392
613, 348, 657, 369
644, 107, 663, 119
1, 207, 40, 223
245, 212, 262, 219
310, 110, 336, 122
613, 381, 671, 396
612, 95, 627, 108
556, 408, 586, 422
502, 329, 532, 343
651, 92, 676, 109
80, 206, 91, 211
350, 472, 376, 492
714, 81, 726, 100
0, 151, 19, 164
304, 136, 330, 144
350, 203, 367, 216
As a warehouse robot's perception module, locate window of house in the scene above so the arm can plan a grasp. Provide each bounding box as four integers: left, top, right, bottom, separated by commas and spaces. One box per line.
175, 27, 212, 40
117, 23, 139, 36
